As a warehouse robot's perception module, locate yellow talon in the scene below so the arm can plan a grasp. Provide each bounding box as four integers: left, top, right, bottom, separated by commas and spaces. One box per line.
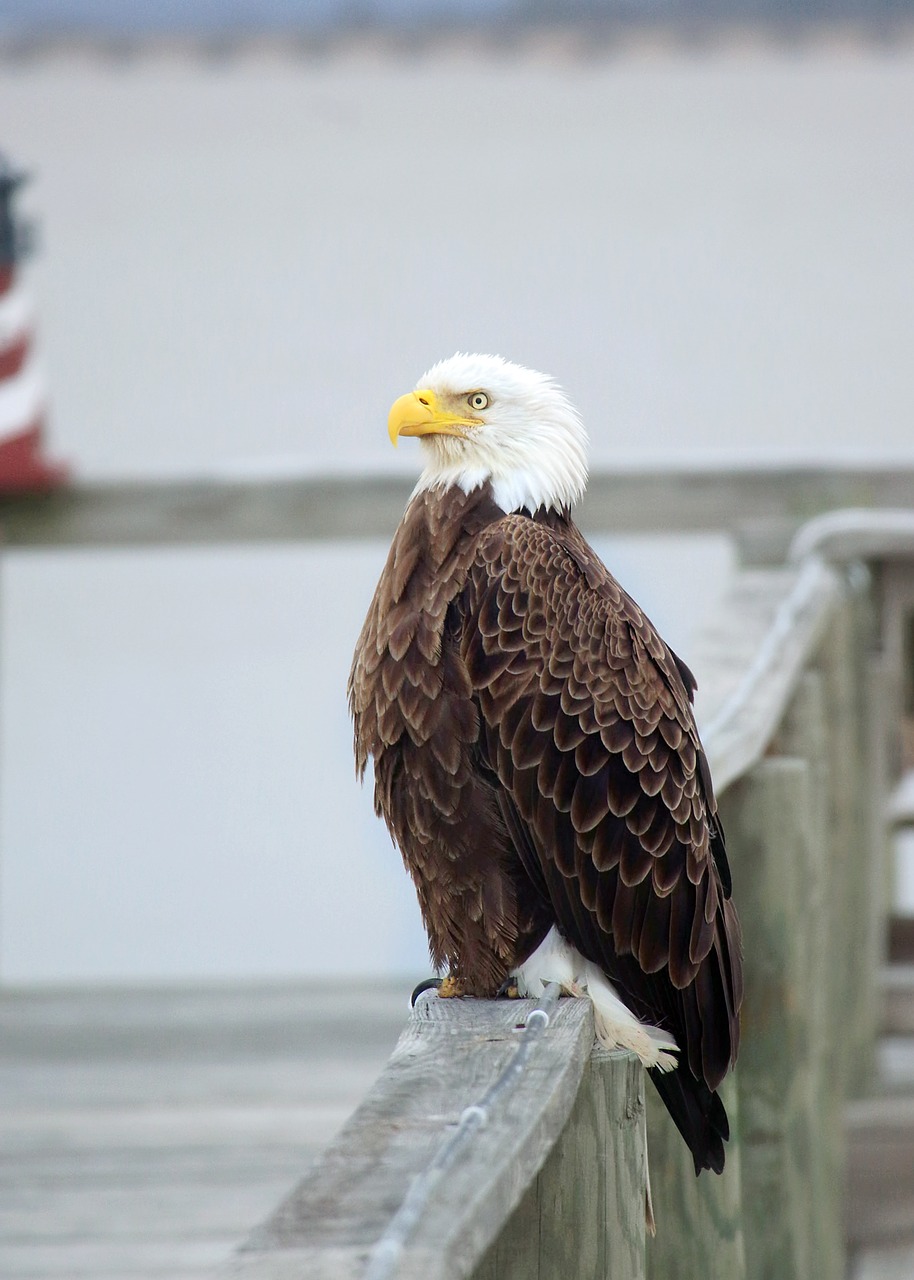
437, 976, 467, 998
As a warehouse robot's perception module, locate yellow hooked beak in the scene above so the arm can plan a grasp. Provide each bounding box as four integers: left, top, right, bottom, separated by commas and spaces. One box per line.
387, 389, 480, 448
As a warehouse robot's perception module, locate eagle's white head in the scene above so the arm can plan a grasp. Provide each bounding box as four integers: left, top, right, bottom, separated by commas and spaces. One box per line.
387, 353, 589, 515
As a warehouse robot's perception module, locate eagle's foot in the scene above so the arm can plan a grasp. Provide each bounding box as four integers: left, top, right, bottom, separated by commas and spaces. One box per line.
437, 975, 467, 998
497, 978, 521, 999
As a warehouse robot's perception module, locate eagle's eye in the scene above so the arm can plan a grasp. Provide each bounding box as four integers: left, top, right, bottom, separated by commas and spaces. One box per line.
468, 392, 489, 411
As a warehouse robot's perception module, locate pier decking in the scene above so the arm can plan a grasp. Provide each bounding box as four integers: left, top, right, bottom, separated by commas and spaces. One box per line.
0, 982, 407, 1279
2, 972, 913, 1279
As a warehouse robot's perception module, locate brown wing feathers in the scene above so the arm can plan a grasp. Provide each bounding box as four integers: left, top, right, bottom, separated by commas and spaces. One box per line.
351, 492, 742, 1173
350, 489, 554, 992
462, 515, 741, 1105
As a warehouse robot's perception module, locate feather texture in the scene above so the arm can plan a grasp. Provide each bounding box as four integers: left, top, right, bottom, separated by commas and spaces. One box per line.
349, 481, 742, 1174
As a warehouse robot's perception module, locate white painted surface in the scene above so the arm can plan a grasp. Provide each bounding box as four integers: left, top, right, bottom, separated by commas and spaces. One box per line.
0, 542, 425, 981
0, 531, 731, 982
0, 361, 43, 432
2, 41, 913, 480
0, 281, 32, 349
0, 38, 911, 979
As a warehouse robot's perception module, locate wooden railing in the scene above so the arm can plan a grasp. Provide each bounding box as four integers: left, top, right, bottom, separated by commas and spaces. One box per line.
206, 510, 913, 1280
1, 464, 913, 551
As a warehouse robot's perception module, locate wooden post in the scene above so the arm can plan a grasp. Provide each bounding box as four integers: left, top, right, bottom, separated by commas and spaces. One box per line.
645, 1074, 745, 1280
221, 995, 647, 1280
814, 593, 876, 1097
863, 651, 893, 970
845, 586, 883, 1092
777, 672, 844, 1280
719, 755, 843, 1280
473, 1048, 646, 1280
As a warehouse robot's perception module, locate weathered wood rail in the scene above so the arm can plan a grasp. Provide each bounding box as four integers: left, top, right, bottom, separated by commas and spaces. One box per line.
222, 991, 646, 1280
2, 486, 912, 1278
1, 465, 913, 548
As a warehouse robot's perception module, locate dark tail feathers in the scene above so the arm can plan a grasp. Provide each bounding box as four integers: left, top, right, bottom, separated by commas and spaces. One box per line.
648, 1064, 730, 1176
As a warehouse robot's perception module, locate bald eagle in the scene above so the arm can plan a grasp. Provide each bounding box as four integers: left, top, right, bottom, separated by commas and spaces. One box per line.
349, 354, 742, 1175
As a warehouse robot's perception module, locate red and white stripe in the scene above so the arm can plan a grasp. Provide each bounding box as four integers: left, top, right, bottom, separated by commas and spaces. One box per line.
0, 255, 65, 492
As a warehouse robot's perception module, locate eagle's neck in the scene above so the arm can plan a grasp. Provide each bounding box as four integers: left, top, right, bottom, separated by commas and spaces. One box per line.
413, 442, 587, 517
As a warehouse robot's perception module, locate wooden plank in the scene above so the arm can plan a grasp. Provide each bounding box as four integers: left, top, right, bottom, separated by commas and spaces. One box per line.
220, 995, 618, 1280
816, 597, 876, 1097
719, 756, 842, 1280
692, 560, 842, 794
1, 1144, 324, 1193
0, 980, 407, 1116
846, 1097, 914, 1250
0, 982, 408, 1280
0, 979, 409, 1054
1, 1178, 308, 1243
876, 565, 914, 776
776, 672, 844, 1280
859, 652, 894, 1066
0, 1104, 354, 1151
645, 1073, 745, 1280
472, 1048, 646, 1280
850, 603, 886, 1091
693, 570, 799, 726
3, 467, 914, 548
0, 1240, 230, 1277
788, 509, 914, 566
